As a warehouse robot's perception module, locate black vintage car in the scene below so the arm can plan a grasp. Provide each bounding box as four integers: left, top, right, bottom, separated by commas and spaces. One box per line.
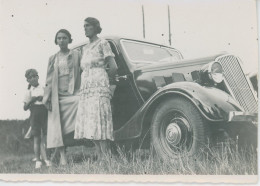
73, 36, 258, 160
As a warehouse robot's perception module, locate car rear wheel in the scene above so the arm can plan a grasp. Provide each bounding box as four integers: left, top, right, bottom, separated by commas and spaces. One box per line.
151, 97, 210, 160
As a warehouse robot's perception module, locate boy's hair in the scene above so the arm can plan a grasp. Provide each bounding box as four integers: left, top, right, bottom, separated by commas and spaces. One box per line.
25, 69, 38, 90
25, 69, 38, 79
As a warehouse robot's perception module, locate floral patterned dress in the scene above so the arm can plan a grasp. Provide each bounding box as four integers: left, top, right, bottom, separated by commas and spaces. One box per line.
74, 38, 115, 140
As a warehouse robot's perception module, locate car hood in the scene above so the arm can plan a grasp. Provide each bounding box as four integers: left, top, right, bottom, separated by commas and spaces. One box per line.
135, 53, 226, 73
132, 52, 227, 101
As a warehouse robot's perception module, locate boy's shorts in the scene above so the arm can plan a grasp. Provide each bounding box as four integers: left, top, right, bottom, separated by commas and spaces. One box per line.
30, 105, 47, 137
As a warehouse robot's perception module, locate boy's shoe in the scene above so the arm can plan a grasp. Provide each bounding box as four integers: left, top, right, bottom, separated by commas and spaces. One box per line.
35, 161, 42, 169
45, 160, 52, 167
32, 155, 42, 162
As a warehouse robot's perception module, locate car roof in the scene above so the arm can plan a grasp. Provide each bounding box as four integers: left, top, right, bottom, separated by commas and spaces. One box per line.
71, 35, 177, 50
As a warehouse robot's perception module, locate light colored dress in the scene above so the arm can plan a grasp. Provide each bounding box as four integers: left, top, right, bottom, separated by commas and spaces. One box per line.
55, 53, 79, 135
74, 38, 115, 140
43, 50, 81, 148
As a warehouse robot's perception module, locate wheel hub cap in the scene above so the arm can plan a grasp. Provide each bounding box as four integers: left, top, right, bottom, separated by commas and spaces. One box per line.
166, 123, 182, 145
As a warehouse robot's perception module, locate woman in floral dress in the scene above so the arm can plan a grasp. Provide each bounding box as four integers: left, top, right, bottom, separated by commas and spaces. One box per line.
74, 17, 118, 157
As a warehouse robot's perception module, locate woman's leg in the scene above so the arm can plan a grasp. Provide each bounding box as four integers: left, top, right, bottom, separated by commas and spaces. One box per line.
100, 140, 108, 155
34, 136, 41, 161
93, 140, 101, 160
59, 146, 67, 165
50, 148, 59, 162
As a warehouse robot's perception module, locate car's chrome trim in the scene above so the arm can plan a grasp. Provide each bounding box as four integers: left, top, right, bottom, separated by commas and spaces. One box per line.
223, 77, 237, 103
228, 111, 257, 123
215, 54, 258, 113
216, 54, 258, 102
235, 56, 258, 101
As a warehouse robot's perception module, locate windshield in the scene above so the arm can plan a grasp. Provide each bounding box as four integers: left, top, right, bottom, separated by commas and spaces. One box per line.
121, 40, 183, 64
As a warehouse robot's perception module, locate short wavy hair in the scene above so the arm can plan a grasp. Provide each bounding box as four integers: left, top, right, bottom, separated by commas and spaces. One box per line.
25, 69, 38, 79
84, 17, 102, 34
55, 29, 73, 44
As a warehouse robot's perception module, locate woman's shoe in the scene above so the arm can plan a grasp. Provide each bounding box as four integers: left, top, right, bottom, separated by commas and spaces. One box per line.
45, 160, 52, 167
59, 156, 68, 166
59, 160, 68, 166
35, 161, 42, 169
32, 155, 42, 162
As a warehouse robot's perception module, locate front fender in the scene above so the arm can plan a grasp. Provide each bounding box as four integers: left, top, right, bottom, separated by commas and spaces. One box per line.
159, 82, 244, 121
114, 82, 243, 140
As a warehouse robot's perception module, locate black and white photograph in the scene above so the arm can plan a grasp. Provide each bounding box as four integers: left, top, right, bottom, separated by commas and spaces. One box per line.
0, 0, 258, 183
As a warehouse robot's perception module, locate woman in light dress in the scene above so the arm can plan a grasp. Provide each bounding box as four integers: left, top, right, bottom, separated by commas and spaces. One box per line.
74, 17, 118, 158
43, 29, 81, 165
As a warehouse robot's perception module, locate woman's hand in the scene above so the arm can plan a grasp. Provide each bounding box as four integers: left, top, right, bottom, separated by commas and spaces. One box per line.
42, 86, 52, 111
43, 97, 52, 111
45, 100, 52, 111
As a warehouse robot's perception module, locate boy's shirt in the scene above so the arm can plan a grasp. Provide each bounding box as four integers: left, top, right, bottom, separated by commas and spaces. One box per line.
23, 84, 44, 105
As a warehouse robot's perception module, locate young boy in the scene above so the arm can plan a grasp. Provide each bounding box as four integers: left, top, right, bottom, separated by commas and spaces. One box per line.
23, 69, 51, 169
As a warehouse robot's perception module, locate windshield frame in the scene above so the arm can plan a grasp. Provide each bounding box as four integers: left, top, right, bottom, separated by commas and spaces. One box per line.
163, 47, 184, 60
120, 39, 183, 64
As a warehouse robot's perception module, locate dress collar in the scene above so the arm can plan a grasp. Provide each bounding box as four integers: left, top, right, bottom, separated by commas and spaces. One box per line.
55, 49, 73, 59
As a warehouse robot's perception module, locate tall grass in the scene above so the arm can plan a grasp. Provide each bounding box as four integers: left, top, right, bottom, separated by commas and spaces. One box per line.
0, 119, 33, 154
0, 142, 257, 174
0, 120, 257, 174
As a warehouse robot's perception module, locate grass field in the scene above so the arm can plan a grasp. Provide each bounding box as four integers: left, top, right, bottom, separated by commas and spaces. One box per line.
0, 120, 257, 174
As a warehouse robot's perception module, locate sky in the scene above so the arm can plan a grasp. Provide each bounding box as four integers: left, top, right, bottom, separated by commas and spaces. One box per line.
0, 0, 258, 119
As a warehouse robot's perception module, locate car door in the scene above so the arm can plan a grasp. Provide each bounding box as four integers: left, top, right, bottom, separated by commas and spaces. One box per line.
107, 40, 142, 131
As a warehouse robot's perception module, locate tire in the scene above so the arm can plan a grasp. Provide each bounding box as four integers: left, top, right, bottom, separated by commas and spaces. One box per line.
151, 96, 210, 160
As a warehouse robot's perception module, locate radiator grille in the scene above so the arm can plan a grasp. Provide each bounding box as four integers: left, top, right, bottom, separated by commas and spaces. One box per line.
216, 55, 258, 113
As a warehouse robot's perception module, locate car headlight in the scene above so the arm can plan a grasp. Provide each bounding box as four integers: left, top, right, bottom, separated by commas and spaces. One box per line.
199, 61, 224, 85
208, 62, 224, 83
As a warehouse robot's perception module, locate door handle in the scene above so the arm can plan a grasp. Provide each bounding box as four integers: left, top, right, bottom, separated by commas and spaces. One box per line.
115, 75, 128, 82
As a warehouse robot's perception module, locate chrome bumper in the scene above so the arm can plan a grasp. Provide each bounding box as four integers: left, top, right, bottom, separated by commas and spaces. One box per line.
228, 111, 258, 123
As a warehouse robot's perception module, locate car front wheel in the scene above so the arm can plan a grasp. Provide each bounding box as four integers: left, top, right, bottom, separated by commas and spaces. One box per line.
151, 96, 210, 160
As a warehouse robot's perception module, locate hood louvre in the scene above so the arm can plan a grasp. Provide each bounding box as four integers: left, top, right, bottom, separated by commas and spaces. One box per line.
153, 73, 186, 89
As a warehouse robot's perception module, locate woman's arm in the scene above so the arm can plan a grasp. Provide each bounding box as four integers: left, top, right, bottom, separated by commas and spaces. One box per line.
105, 56, 118, 96
78, 49, 83, 75
102, 39, 118, 96
105, 56, 118, 85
